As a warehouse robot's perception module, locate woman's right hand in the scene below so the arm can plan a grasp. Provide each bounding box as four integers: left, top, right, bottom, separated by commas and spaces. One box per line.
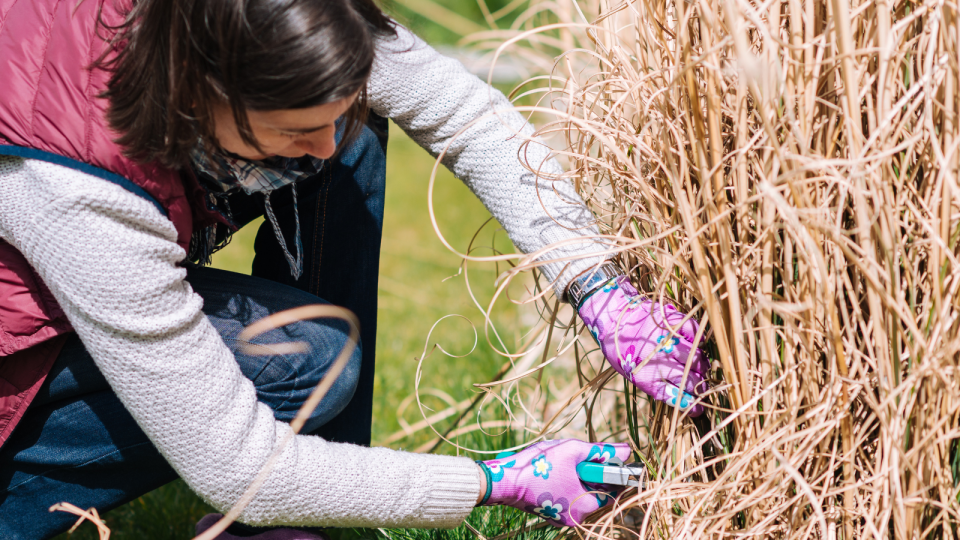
478, 439, 632, 527
577, 276, 709, 416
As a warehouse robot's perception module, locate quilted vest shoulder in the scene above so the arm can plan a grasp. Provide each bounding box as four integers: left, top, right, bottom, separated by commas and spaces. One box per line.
0, 0, 202, 247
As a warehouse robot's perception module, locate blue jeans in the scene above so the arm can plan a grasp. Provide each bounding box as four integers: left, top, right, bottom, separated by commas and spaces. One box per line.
0, 116, 388, 539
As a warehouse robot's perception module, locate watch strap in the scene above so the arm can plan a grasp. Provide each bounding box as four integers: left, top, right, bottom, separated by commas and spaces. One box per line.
566, 262, 623, 308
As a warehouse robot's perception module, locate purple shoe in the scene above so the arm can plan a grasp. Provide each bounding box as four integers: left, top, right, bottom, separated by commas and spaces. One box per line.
196, 514, 330, 540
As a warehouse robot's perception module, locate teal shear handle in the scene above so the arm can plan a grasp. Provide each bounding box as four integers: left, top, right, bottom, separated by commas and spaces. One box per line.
576, 461, 646, 487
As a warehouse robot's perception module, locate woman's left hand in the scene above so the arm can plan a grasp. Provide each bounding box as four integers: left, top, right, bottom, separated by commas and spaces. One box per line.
577, 276, 709, 416
479, 439, 632, 527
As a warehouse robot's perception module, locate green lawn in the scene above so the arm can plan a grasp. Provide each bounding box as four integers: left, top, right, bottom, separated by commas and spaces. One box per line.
54, 123, 524, 539
370, 125, 522, 447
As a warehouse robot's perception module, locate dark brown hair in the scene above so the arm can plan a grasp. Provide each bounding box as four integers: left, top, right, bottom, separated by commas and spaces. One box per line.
98, 0, 395, 168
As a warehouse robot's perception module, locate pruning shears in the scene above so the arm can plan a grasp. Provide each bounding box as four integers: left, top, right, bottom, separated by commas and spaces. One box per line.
578, 415, 721, 488
576, 461, 647, 487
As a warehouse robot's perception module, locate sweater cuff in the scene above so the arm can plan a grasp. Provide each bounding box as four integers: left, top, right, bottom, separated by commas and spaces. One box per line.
533, 230, 616, 301
418, 455, 481, 528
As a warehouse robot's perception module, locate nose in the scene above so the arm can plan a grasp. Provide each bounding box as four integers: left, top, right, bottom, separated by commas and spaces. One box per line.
293, 130, 337, 160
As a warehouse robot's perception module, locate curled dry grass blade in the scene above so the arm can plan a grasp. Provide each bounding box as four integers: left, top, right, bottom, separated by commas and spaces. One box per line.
50, 503, 111, 540
418, 0, 960, 536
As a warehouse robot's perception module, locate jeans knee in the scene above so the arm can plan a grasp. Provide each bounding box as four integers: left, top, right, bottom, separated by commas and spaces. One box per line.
299, 338, 362, 433
237, 318, 362, 434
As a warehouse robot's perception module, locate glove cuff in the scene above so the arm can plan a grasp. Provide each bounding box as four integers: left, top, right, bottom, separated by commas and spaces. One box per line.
475, 461, 493, 505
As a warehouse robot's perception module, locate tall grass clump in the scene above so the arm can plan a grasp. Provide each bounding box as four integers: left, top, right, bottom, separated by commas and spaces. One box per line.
421, 0, 960, 537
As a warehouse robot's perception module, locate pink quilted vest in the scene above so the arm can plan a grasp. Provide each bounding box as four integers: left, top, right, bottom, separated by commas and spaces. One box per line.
0, 0, 220, 447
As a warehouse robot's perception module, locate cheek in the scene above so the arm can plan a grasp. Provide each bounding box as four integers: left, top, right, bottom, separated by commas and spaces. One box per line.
213, 121, 249, 153
215, 131, 244, 154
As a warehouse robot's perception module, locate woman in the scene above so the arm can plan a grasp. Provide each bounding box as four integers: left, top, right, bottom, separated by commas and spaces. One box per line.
0, 0, 708, 537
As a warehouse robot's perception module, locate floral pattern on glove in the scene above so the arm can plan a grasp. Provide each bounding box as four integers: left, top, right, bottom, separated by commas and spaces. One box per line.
487, 459, 516, 482
619, 345, 638, 376
666, 386, 692, 409
531, 455, 552, 479
601, 280, 619, 293
526, 493, 569, 523
656, 335, 679, 354
586, 444, 621, 464
578, 276, 709, 417
481, 439, 632, 527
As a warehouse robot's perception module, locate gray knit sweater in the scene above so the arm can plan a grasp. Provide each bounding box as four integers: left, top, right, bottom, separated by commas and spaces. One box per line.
0, 26, 606, 528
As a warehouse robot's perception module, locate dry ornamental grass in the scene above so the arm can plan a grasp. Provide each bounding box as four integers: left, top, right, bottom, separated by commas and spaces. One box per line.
425, 0, 960, 536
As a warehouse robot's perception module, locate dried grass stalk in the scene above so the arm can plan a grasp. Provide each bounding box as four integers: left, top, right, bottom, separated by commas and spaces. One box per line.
50, 502, 111, 540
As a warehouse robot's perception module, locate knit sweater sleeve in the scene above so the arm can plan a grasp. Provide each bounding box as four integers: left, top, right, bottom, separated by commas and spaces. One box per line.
0, 157, 479, 529
368, 25, 612, 297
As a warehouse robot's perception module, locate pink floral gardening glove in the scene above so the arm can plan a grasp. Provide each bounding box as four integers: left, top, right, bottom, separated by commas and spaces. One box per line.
577, 276, 709, 416
478, 439, 632, 527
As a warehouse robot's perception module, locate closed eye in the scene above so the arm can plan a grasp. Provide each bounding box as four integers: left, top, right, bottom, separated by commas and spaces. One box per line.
278, 125, 329, 137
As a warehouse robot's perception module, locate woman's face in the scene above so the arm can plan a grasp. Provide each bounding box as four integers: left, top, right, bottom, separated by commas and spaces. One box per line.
211, 94, 358, 161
